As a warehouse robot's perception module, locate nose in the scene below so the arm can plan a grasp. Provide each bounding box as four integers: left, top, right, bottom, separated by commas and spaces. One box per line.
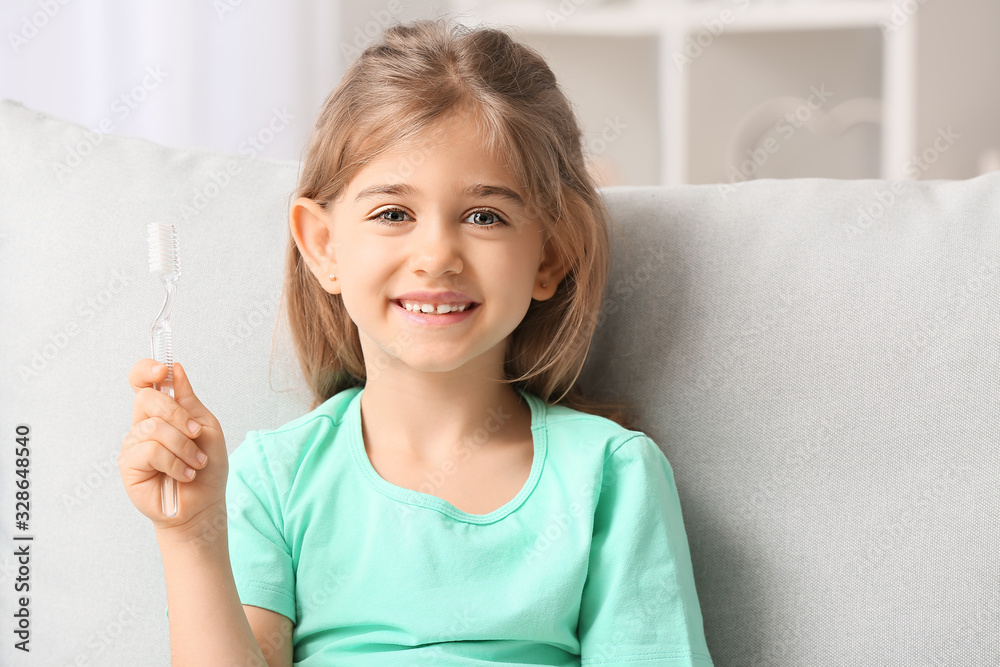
409, 213, 464, 277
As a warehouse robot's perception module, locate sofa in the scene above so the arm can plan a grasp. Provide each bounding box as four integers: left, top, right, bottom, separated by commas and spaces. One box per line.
1, 97, 996, 666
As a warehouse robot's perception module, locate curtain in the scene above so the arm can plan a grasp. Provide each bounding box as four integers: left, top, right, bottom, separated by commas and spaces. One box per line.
0, 0, 342, 160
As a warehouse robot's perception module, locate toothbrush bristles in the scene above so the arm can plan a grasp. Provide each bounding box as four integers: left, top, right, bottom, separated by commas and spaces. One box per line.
147, 222, 180, 276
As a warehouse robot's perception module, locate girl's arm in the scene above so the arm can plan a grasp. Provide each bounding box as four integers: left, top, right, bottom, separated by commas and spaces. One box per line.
156, 520, 285, 666
119, 359, 293, 665
244, 605, 295, 666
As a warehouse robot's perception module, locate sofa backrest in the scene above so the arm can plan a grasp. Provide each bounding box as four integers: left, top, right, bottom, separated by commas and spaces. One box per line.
577, 174, 999, 665
1, 98, 996, 665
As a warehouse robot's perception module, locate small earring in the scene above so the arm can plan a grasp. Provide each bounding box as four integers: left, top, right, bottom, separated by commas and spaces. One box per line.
541, 281, 548, 288
329, 274, 336, 281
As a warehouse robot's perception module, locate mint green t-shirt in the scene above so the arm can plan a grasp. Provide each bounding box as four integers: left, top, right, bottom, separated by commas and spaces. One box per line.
224, 386, 713, 666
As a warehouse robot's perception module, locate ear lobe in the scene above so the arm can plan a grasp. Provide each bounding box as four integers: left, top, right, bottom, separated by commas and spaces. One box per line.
533, 242, 570, 301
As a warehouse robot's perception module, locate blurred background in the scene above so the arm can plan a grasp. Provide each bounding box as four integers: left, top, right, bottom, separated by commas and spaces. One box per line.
1, 0, 998, 186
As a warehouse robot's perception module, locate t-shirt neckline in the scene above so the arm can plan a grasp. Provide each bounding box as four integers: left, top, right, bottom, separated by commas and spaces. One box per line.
347, 386, 546, 524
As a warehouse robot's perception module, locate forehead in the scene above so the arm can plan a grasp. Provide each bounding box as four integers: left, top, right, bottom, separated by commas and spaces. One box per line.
350, 115, 519, 189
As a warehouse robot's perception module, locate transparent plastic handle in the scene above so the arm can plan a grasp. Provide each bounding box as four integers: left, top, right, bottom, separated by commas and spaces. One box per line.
151, 322, 179, 518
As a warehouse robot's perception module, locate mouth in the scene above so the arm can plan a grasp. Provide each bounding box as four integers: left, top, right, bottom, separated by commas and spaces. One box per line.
392, 300, 481, 314
392, 299, 479, 328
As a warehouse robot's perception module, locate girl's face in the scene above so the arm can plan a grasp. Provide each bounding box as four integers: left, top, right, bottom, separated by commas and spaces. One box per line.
310, 110, 564, 380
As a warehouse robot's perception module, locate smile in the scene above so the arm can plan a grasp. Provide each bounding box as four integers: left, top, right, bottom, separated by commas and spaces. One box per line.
392, 300, 479, 325
399, 300, 472, 314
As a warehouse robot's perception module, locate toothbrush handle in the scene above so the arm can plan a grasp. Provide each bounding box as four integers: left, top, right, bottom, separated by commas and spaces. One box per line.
151, 328, 179, 518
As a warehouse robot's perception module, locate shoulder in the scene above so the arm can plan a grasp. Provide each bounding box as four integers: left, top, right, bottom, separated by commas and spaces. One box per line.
536, 399, 680, 519
538, 396, 664, 466
228, 386, 362, 488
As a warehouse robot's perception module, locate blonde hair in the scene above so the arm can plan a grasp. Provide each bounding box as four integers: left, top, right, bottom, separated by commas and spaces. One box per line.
282, 18, 638, 430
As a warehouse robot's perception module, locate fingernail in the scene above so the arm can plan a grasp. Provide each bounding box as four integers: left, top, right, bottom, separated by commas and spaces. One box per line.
196, 451, 208, 465
184, 467, 195, 479
187, 420, 201, 436
152, 363, 164, 374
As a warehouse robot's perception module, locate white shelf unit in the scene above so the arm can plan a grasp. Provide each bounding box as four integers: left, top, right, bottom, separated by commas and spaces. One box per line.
450, 1, 916, 185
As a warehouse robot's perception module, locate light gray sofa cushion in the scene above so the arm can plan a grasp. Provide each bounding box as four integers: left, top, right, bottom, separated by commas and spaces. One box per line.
1, 98, 996, 665
579, 176, 999, 665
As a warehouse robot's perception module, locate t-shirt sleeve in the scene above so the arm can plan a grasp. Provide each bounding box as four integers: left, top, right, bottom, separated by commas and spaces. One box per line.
578, 435, 713, 666
225, 430, 297, 624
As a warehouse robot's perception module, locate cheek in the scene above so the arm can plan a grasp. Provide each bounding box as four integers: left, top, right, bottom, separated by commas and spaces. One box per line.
342, 237, 388, 277
482, 252, 530, 284
498, 258, 541, 307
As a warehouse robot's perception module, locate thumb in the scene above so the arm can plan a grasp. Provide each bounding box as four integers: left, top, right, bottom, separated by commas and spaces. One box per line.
166, 362, 228, 488
170, 362, 215, 427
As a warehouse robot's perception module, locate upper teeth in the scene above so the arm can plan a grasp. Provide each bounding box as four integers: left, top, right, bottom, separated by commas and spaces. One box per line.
401, 300, 471, 314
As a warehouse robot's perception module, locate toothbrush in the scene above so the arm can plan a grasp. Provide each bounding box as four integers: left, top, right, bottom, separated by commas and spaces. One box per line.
147, 222, 181, 518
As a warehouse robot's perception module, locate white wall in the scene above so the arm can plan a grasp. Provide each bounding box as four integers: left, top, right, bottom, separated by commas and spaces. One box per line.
2, 0, 996, 182
914, 0, 1000, 179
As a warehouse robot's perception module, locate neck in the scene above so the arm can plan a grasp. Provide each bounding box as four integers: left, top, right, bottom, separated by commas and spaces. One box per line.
358, 370, 528, 463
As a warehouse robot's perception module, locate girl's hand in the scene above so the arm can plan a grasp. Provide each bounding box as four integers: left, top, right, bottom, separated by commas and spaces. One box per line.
119, 359, 229, 539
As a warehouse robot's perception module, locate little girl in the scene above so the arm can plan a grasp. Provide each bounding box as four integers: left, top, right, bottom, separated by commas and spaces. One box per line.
119, 18, 713, 667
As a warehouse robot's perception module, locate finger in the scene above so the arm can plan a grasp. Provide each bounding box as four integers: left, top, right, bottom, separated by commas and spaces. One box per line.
136, 438, 199, 483
125, 418, 207, 473
128, 358, 173, 394
169, 362, 212, 426
131, 386, 205, 447
118, 433, 195, 484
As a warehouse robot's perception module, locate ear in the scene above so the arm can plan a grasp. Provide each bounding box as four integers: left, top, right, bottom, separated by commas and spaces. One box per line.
290, 197, 340, 294
531, 240, 570, 301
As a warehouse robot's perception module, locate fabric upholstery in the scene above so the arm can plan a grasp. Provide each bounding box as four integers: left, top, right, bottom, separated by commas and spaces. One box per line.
1, 98, 996, 665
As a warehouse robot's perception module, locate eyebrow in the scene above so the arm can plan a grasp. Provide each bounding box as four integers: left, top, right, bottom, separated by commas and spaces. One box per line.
353, 182, 524, 207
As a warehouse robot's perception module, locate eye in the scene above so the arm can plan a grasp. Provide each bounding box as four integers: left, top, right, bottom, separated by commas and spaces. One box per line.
369, 207, 412, 226
465, 209, 508, 230
367, 207, 508, 229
